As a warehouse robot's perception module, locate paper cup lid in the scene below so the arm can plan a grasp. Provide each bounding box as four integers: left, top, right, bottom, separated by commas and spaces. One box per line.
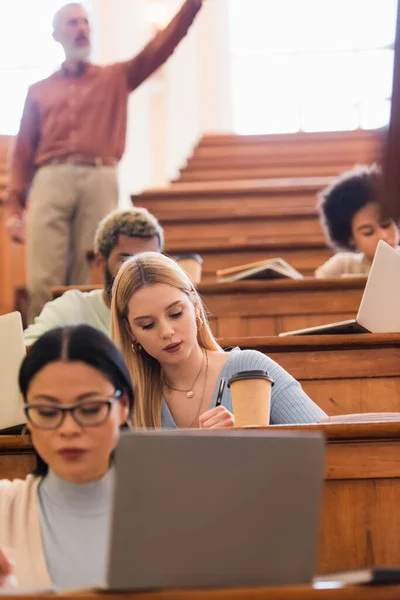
228, 370, 274, 387
174, 253, 203, 264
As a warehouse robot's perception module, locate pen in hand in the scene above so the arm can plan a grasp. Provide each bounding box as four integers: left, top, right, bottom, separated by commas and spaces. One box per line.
216, 378, 226, 406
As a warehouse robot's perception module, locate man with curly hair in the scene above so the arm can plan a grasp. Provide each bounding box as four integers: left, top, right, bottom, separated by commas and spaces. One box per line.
23, 207, 163, 345
315, 164, 400, 278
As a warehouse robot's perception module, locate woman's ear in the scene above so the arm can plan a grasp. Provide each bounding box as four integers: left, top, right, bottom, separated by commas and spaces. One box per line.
190, 290, 200, 316
349, 236, 358, 251
94, 252, 107, 270
122, 317, 136, 342
119, 395, 130, 426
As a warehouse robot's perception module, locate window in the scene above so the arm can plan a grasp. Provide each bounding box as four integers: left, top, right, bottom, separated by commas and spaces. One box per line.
0, 0, 91, 135
228, 0, 397, 134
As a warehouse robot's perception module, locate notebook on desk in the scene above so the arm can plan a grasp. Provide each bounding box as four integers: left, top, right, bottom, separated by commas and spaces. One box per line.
280, 240, 400, 336
106, 429, 325, 590
0, 312, 26, 431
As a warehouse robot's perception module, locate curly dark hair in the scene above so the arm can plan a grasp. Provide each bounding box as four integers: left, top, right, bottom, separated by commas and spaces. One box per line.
317, 164, 383, 251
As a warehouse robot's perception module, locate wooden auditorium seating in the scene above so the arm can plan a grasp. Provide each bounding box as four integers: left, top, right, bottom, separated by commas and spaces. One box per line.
3, 420, 400, 574
175, 129, 384, 183
133, 177, 331, 277
131, 131, 382, 281
1, 587, 399, 600
53, 276, 366, 337
200, 277, 365, 337
219, 334, 400, 416
0, 130, 383, 313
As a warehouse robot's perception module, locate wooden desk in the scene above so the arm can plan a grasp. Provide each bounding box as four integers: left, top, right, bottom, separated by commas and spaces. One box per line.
132, 177, 332, 219
219, 334, 400, 416
1, 585, 400, 600
201, 278, 365, 337
195, 242, 333, 280
52, 277, 365, 338
176, 163, 353, 183
3, 423, 400, 575
158, 209, 323, 250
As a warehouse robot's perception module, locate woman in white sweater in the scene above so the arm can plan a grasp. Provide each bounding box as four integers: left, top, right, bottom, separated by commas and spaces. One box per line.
0, 324, 134, 589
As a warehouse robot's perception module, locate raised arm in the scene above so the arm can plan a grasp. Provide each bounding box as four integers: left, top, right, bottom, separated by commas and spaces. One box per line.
124, 0, 203, 91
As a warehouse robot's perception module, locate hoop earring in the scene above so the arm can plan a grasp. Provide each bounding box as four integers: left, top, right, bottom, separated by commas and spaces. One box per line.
196, 316, 203, 331
132, 342, 142, 354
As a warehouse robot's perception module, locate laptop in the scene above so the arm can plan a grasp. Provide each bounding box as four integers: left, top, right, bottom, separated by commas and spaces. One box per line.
0, 312, 26, 431
280, 240, 400, 336
107, 429, 325, 590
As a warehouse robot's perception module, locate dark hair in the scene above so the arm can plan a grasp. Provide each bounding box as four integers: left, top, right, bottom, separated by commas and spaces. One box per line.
19, 325, 134, 477
317, 164, 383, 251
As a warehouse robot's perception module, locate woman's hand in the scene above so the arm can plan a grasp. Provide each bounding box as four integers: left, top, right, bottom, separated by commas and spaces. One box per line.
0, 548, 16, 587
199, 406, 235, 429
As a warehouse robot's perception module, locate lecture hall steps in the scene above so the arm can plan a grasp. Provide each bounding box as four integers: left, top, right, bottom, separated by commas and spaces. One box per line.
175, 129, 384, 183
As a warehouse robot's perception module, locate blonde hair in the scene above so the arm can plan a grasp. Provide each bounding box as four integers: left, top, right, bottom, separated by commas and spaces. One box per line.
111, 252, 220, 428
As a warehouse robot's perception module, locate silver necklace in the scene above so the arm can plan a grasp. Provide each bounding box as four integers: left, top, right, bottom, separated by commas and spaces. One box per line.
162, 349, 205, 398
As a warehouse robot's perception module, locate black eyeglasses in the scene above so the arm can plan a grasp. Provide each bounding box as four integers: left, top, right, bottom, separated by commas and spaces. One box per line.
23, 390, 123, 430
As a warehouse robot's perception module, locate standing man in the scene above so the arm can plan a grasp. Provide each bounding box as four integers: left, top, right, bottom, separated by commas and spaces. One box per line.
5, 0, 203, 320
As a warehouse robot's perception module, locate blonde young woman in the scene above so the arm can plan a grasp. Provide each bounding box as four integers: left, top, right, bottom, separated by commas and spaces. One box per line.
111, 253, 326, 429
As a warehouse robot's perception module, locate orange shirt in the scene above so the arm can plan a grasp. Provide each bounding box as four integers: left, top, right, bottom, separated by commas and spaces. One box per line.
8, 0, 202, 194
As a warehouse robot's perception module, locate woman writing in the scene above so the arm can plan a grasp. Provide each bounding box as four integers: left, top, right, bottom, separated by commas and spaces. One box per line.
111, 252, 326, 429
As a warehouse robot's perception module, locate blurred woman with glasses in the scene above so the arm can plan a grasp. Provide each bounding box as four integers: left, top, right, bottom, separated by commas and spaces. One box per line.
0, 324, 134, 590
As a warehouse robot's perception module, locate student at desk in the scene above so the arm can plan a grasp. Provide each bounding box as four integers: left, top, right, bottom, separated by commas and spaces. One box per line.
315, 164, 400, 278
111, 252, 326, 428
0, 325, 134, 589
23, 207, 164, 345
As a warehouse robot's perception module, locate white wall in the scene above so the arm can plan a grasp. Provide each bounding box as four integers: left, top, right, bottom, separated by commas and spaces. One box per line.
93, 0, 233, 198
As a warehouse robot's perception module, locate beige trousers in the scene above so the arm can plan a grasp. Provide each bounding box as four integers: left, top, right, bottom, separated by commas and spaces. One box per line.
26, 163, 118, 321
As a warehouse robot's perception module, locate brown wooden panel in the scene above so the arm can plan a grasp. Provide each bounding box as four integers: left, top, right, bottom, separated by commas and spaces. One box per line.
318, 479, 400, 572
279, 313, 354, 332
0, 452, 36, 479
185, 151, 379, 170
164, 216, 323, 246
0, 583, 400, 600
268, 347, 400, 381
302, 378, 400, 416
177, 163, 353, 183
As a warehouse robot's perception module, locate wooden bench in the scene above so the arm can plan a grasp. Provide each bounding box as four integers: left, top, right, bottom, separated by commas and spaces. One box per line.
177, 130, 383, 182
163, 210, 324, 248
219, 334, 400, 416
1, 584, 400, 599
132, 177, 333, 220
3, 421, 400, 574
195, 241, 333, 280
190, 129, 382, 154
201, 277, 365, 337
176, 163, 355, 183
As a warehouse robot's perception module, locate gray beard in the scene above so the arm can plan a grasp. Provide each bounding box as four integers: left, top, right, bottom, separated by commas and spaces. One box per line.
104, 267, 115, 302
64, 44, 91, 62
